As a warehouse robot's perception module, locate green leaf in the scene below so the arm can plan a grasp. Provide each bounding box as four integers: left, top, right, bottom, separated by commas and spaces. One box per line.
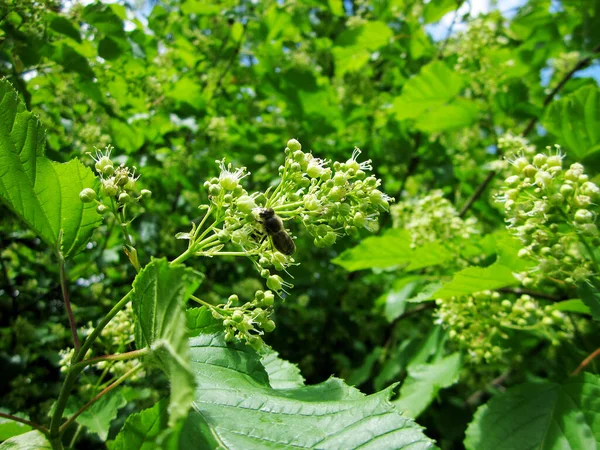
333, 21, 392, 76
392, 61, 465, 121
394, 353, 462, 418
121, 309, 436, 449
543, 85, 600, 160
550, 299, 592, 316
186, 319, 435, 448
423, 0, 462, 23
332, 229, 453, 271
577, 277, 600, 320
434, 237, 531, 299
379, 277, 422, 322
465, 373, 600, 450
0, 431, 51, 450
49, 16, 81, 42
414, 100, 479, 132
132, 258, 204, 427
0, 412, 32, 440
65, 387, 129, 441
260, 348, 305, 389
0, 79, 101, 257
110, 119, 145, 153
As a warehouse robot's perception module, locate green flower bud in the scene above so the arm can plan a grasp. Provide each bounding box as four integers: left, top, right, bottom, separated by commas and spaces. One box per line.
118, 193, 132, 204
287, 139, 302, 152
263, 291, 275, 306
232, 310, 244, 323
262, 320, 276, 333
79, 188, 97, 203
220, 176, 238, 191
260, 269, 270, 279
141, 189, 152, 198
353, 211, 367, 228
505, 175, 520, 187
522, 164, 537, 177
217, 229, 231, 243
102, 180, 118, 197
95, 156, 113, 174
574, 209, 593, 223
533, 153, 547, 166
329, 186, 345, 202
333, 172, 347, 186
96, 204, 108, 214
124, 177, 137, 191
314, 231, 337, 248
267, 275, 283, 291
228, 294, 239, 303
236, 195, 257, 213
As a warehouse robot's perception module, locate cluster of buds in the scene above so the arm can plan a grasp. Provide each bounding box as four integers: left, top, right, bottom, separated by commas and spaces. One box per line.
391, 190, 479, 249
177, 139, 393, 349
450, 15, 512, 96
79, 145, 151, 214
209, 291, 277, 350
496, 145, 600, 286
436, 291, 572, 363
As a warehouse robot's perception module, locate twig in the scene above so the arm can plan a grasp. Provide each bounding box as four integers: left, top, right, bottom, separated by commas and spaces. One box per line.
0, 412, 49, 435
458, 43, 600, 217
571, 347, 600, 376
465, 370, 511, 406
59, 256, 80, 352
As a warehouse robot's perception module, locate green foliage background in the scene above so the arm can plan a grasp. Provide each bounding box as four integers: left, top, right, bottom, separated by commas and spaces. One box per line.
1, 0, 600, 448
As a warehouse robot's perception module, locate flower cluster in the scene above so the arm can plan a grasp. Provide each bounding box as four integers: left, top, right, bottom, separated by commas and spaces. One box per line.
391, 190, 479, 249
436, 291, 572, 363
80, 145, 151, 215
496, 146, 600, 286
176, 139, 393, 347
209, 292, 277, 350
450, 15, 512, 97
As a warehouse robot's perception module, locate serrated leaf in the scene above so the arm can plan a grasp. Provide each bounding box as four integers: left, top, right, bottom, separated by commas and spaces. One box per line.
116, 309, 437, 449
49, 16, 81, 42
0, 79, 101, 258
333, 229, 453, 272
392, 61, 465, 121
394, 353, 462, 418
577, 277, 600, 320
333, 21, 392, 76
0, 430, 51, 450
260, 348, 305, 389
465, 373, 600, 450
65, 387, 129, 441
543, 85, 600, 160
434, 237, 531, 299
132, 258, 204, 427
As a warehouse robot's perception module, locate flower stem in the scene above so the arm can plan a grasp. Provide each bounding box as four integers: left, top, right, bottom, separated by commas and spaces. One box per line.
0, 412, 49, 434
58, 255, 81, 353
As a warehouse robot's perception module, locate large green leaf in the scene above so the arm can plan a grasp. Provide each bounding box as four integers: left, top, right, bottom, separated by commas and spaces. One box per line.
332, 229, 453, 271
333, 21, 393, 76
423, 0, 462, 23
0, 411, 31, 441
543, 85, 600, 160
0, 431, 51, 450
464, 373, 600, 450
260, 348, 305, 389
415, 100, 479, 132
392, 61, 465, 121
394, 353, 462, 418
114, 308, 437, 449
0, 79, 101, 257
132, 258, 204, 427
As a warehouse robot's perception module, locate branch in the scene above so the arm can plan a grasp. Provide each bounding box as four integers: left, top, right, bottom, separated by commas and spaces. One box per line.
571, 347, 600, 376
458, 43, 600, 217
58, 256, 80, 352
465, 370, 511, 406
0, 412, 49, 435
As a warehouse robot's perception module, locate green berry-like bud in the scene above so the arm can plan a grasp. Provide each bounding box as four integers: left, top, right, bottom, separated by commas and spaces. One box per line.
95, 156, 113, 174
141, 189, 152, 198
223, 194, 233, 203
533, 153, 547, 166
267, 275, 283, 291
263, 291, 275, 306
79, 188, 97, 203
217, 229, 231, 243
236, 195, 257, 213
228, 294, 239, 303
329, 186, 345, 202
353, 211, 367, 228
209, 184, 221, 196
574, 209, 593, 223
505, 175, 520, 187
262, 320, 276, 332
287, 139, 302, 152
220, 176, 238, 191
522, 164, 537, 177
118, 192, 132, 204
260, 269, 270, 279
102, 180, 118, 197
232, 310, 244, 322
96, 204, 108, 214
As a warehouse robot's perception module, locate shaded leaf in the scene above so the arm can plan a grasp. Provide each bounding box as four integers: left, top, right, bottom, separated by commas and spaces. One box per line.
577, 277, 600, 320
550, 299, 592, 316
394, 353, 462, 418
544, 85, 600, 160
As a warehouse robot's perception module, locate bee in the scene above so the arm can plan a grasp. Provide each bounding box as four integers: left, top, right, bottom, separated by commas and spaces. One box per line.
258, 208, 296, 255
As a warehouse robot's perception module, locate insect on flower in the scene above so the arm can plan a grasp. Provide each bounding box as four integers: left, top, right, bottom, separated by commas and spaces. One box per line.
257, 208, 296, 255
